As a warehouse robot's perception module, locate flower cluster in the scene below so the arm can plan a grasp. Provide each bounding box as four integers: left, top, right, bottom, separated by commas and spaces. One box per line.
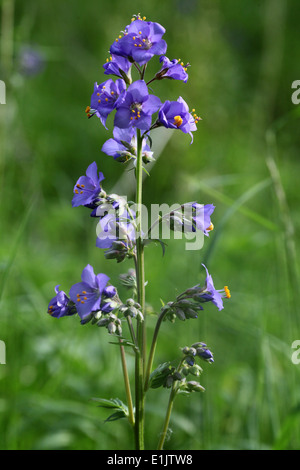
48, 265, 120, 326
47, 14, 231, 450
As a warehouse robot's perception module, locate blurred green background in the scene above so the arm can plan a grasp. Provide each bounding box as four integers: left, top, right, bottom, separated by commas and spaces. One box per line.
1, 0, 300, 450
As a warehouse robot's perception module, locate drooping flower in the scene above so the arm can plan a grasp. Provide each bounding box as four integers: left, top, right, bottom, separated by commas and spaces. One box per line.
72, 162, 105, 208
48, 285, 76, 318
198, 264, 231, 311
96, 211, 136, 250
110, 18, 167, 66
114, 80, 161, 130
69, 265, 112, 321
103, 54, 132, 84
157, 97, 201, 143
90, 78, 126, 129
102, 126, 154, 163
156, 56, 189, 83
165, 203, 215, 236
191, 203, 215, 235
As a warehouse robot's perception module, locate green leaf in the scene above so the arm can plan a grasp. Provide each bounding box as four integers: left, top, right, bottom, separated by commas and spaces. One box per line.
149, 362, 173, 389
90, 398, 129, 423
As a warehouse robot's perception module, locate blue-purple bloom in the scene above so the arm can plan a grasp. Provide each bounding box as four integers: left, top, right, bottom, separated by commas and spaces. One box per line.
103, 54, 132, 83
114, 80, 161, 131
69, 265, 112, 320
90, 78, 126, 128
167, 203, 215, 235
72, 162, 104, 208
192, 203, 215, 235
102, 126, 153, 162
96, 211, 136, 250
199, 264, 231, 311
110, 18, 167, 66
156, 56, 189, 83
158, 97, 200, 143
48, 285, 75, 318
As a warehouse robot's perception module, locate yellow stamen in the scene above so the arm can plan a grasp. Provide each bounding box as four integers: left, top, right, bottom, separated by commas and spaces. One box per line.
206, 223, 214, 232
82, 291, 87, 294
224, 286, 231, 299
173, 115, 183, 128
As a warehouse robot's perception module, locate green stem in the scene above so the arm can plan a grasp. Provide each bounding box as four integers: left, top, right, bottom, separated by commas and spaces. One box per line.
119, 339, 135, 427
134, 128, 146, 450
144, 308, 167, 392
157, 385, 177, 450
157, 358, 185, 450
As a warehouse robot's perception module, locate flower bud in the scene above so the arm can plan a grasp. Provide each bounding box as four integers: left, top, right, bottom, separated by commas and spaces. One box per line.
186, 381, 205, 392
108, 322, 117, 334
175, 307, 186, 321
196, 347, 214, 363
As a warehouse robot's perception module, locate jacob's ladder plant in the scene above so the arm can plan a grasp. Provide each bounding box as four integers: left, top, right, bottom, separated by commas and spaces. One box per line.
47, 14, 231, 450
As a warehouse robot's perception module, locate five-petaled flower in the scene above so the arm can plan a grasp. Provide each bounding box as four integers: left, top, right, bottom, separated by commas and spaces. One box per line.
102, 126, 153, 162
156, 56, 189, 83
103, 54, 132, 84
69, 264, 113, 321
72, 162, 104, 208
90, 78, 126, 129
114, 80, 161, 130
158, 97, 200, 143
110, 19, 167, 66
48, 286, 76, 318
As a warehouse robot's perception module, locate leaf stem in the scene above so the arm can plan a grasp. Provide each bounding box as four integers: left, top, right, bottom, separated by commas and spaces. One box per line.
119, 339, 135, 427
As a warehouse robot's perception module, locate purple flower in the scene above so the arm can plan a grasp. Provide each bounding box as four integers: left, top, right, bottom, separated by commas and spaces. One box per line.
166, 203, 215, 236
158, 97, 200, 143
90, 78, 126, 128
72, 162, 104, 208
69, 265, 111, 320
103, 54, 132, 83
96, 211, 136, 250
199, 264, 231, 311
192, 203, 215, 235
18, 46, 45, 77
114, 80, 161, 130
102, 127, 153, 163
156, 56, 189, 83
48, 285, 76, 318
110, 18, 167, 66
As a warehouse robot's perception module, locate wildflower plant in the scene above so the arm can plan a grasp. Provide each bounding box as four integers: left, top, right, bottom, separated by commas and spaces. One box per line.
47, 14, 231, 450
